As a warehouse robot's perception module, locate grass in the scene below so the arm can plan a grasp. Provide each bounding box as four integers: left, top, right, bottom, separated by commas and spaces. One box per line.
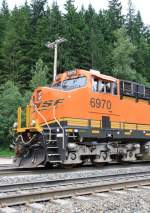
0, 148, 14, 157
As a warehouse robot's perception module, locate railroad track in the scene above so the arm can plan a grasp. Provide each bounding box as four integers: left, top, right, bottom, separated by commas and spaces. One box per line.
0, 161, 150, 177
1, 169, 150, 207
0, 167, 45, 177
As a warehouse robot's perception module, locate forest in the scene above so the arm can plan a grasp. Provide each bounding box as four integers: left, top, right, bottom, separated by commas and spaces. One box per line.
0, 0, 150, 145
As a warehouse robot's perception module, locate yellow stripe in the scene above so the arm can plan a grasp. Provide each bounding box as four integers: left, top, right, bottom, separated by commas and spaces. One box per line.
124, 131, 132, 135
91, 120, 101, 128
68, 122, 87, 127
67, 118, 88, 127
137, 124, 150, 131
66, 129, 73, 132
124, 123, 137, 130
111, 122, 121, 129
38, 117, 150, 133
111, 122, 150, 132
92, 130, 99, 134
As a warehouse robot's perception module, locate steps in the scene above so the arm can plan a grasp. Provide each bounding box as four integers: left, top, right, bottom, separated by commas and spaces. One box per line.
43, 127, 62, 163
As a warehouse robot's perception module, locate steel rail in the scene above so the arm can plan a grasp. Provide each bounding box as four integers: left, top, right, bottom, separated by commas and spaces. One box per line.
0, 173, 150, 207
0, 167, 46, 176
0, 174, 150, 207
0, 161, 150, 177
0, 169, 150, 192
1, 164, 150, 191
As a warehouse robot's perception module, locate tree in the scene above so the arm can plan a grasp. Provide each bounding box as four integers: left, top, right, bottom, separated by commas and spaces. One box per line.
0, 0, 9, 85
112, 28, 136, 80
0, 5, 33, 89
63, 0, 91, 70
30, 0, 47, 27
30, 58, 48, 90
0, 0, 149, 92
126, 0, 135, 35
107, 0, 123, 33
0, 81, 22, 143
1, 0, 9, 16
22, 58, 49, 108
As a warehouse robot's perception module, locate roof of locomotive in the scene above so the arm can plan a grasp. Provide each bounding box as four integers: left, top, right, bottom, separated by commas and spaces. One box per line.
54, 69, 117, 83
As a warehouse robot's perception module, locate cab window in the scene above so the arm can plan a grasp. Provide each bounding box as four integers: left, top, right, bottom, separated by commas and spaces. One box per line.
52, 76, 86, 90
62, 76, 86, 90
92, 78, 117, 95
113, 82, 117, 95
93, 78, 99, 92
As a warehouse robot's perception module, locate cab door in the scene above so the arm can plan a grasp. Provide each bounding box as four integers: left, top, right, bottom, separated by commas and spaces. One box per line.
89, 76, 120, 125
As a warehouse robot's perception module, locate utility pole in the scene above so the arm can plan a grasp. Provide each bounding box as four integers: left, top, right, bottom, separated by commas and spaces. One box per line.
46, 37, 67, 81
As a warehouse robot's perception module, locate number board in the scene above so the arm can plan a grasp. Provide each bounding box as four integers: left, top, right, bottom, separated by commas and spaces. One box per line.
90, 98, 112, 112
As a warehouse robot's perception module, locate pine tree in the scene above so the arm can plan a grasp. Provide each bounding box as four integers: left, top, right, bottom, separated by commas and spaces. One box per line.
63, 0, 90, 70
0, 81, 22, 143
0, 0, 10, 85
30, 0, 47, 27
46, 2, 64, 73
1, 0, 9, 16
107, 0, 123, 32
126, 0, 135, 36
30, 58, 48, 90
112, 28, 136, 80
0, 4, 34, 89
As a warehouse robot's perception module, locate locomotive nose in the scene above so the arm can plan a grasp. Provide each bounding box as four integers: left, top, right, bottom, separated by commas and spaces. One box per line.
32, 87, 64, 107
30, 87, 65, 124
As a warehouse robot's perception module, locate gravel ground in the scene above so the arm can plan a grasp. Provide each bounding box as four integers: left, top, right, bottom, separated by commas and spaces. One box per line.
3, 187, 150, 213
0, 164, 150, 212
1, 163, 150, 186
0, 157, 13, 165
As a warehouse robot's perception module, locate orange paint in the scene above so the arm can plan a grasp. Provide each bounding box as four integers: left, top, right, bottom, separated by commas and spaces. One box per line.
29, 69, 150, 127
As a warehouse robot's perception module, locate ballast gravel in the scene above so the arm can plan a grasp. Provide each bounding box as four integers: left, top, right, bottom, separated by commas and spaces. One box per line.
1, 164, 150, 212
0, 157, 13, 165
1, 163, 150, 186
12, 187, 150, 213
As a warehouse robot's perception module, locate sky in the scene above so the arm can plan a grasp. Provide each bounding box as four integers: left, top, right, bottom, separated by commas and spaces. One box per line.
3, 0, 150, 25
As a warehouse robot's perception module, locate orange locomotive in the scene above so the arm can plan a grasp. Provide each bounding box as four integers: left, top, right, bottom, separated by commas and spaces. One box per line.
12, 69, 150, 167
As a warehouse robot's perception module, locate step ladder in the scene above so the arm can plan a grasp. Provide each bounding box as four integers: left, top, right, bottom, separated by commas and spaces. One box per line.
43, 127, 62, 163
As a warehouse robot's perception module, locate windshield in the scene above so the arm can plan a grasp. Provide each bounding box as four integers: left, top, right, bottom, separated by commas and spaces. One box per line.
52, 76, 87, 90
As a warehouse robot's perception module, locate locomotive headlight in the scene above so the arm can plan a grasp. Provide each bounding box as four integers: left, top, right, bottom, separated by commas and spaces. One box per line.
31, 120, 36, 127
13, 122, 18, 128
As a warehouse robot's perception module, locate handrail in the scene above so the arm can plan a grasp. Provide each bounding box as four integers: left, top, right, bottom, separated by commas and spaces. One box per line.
52, 105, 65, 149
17, 107, 22, 129
32, 103, 52, 143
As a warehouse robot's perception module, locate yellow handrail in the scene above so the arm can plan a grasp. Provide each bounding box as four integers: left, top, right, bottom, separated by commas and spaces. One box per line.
17, 107, 22, 129
26, 105, 31, 128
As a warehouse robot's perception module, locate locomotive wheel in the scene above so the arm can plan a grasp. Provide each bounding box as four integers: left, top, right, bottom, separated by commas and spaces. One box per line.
90, 156, 106, 167
45, 162, 53, 169
92, 162, 106, 167
62, 164, 75, 169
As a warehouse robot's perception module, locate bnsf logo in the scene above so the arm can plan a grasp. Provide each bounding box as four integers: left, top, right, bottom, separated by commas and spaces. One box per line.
35, 99, 64, 109
42, 99, 64, 107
